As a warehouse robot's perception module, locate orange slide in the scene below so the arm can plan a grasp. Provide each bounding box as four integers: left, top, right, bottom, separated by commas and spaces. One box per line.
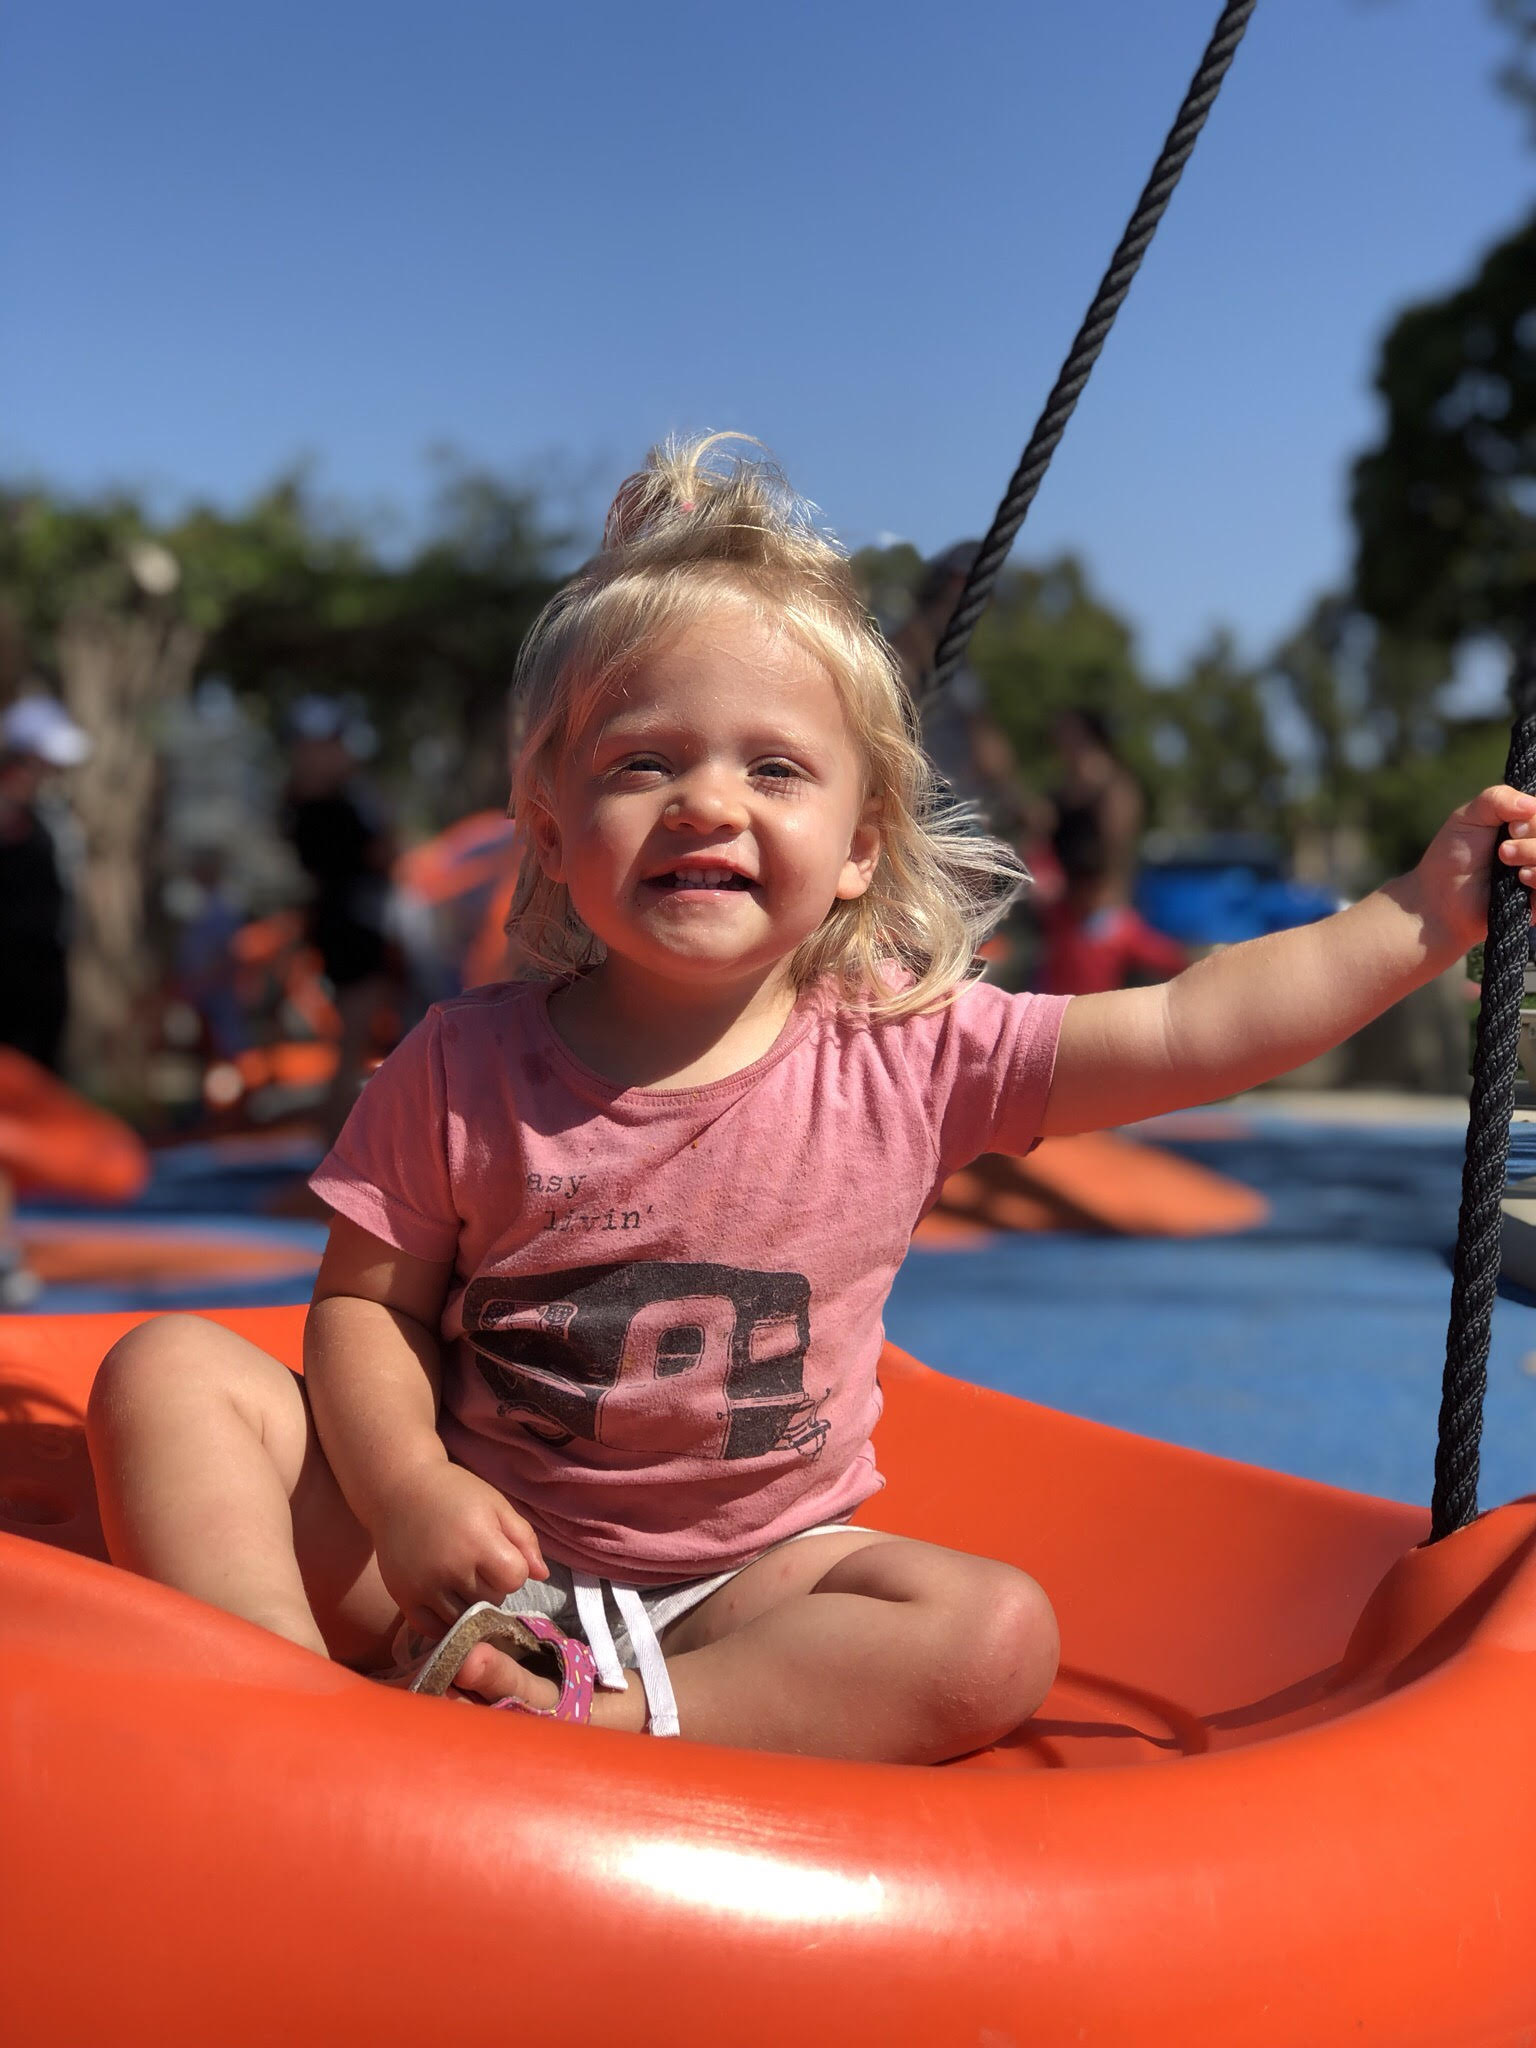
0, 1048, 148, 1203
2, 1306, 1533, 2044
917, 1129, 1269, 1245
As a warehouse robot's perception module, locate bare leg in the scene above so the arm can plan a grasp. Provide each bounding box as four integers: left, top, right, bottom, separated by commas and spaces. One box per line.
90, 1316, 1058, 1755
454, 1530, 1059, 1763
87, 1313, 397, 1667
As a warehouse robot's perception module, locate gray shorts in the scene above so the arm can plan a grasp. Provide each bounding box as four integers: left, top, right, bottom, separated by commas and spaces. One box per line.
504, 1519, 863, 1667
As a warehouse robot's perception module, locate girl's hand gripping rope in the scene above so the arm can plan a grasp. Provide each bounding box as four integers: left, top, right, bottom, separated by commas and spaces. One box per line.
1415, 784, 1536, 952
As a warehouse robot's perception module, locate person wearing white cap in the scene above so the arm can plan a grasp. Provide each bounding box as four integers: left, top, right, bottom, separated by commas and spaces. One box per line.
1, 694, 92, 770
0, 692, 91, 1072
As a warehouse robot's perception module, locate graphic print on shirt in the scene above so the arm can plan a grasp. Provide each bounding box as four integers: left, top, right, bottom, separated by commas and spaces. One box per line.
461, 1261, 828, 1462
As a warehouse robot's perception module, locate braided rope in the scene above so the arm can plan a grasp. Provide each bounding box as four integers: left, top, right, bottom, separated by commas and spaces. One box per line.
1432, 626, 1536, 1540
926, 0, 1258, 702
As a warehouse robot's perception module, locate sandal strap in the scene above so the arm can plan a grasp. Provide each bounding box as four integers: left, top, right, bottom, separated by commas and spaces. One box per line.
405, 1601, 597, 1722
404, 1601, 540, 1697
488, 1613, 597, 1723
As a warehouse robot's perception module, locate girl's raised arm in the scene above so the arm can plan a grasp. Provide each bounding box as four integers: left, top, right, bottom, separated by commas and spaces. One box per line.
1041, 785, 1536, 1138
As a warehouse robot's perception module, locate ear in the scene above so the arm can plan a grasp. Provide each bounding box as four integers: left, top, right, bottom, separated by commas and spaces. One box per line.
834, 798, 882, 902
525, 798, 566, 884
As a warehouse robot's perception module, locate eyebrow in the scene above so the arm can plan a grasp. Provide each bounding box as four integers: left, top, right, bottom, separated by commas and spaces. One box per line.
594, 714, 834, 759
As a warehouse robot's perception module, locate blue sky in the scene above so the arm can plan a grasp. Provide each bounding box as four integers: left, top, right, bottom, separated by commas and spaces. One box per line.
3, 0, 1531, 676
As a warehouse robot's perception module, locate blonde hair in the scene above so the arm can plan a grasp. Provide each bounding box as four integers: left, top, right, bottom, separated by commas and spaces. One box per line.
506, 433, 1025, 1018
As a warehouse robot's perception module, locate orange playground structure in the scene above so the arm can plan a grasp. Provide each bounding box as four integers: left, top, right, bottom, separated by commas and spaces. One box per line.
2, 1305, 1533, 2045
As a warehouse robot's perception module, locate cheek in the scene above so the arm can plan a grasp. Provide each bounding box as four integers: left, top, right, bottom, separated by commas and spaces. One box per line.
571, 797, 622, 851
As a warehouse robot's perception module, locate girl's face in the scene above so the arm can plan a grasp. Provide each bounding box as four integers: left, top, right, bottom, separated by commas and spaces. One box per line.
531, 604, 880, 994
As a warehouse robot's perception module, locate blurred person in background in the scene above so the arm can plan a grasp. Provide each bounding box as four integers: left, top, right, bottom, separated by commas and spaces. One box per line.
0, 692, 90, 1072
282, 696, 402, 1140
1032, 707, 1186, 995
0, 692, 91, 1307
170, 845, 250, 1062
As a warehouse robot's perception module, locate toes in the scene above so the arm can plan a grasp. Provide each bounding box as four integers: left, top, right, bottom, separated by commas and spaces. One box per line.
452, 1640, 558, 1709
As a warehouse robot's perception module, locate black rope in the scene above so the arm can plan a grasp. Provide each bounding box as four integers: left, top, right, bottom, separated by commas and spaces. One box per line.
1431, 618, 1536, 1540
926, 0, 1258, 702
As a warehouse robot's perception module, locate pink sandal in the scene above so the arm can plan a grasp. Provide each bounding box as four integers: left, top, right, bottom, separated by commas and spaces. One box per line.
400, 1603, 597, 1723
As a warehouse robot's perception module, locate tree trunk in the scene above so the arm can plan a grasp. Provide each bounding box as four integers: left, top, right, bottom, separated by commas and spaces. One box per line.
57, 608, 203, 1101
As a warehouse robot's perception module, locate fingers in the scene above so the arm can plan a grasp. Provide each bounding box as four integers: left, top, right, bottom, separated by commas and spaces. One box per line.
1498, 816, 1536, 888
437, 1547, 527, 1618
404, 1601, 450, 1644
497, 1503, 549, 1582
406, 1553, 523, 1634
473, 1534, 535, 1602
1462, 785, 1536, 831
431, 1532, 537, 1616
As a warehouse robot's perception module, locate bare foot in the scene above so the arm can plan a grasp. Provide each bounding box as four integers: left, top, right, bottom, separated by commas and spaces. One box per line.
452, 1639, 561, 1711
383, 1619, 650, 1728
370, 1623, 559, 1710
456, 1643, 650, 1729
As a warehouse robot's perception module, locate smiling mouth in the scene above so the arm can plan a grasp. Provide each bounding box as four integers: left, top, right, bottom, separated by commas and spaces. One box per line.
646, 870, 756, 891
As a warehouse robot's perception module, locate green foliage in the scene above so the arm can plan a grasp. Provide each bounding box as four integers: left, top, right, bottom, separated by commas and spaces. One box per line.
195, 462, 566, 811
1491, 0, 1536, 136
848, 540, 924, 636
967, 555, 1146, 778
0, 489, 158, 681
1351, 207, 1536, 650
1154, 630, 1288, 836
1357, 715, 1511, 879
1341, 184, 1536, 873
0, 461, 569, 818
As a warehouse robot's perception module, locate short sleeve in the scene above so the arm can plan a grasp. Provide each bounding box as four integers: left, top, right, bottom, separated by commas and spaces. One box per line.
309, 1011, 461, 1261
930, 983, 1071, 1173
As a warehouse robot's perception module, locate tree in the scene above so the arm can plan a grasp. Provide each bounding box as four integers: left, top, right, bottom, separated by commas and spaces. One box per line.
1490, 0, 1536, 136
1155, 630, 1289, 839
968, 555, 1150, 776
196, 461, 566, 823
1350, 207, 1536, 654
0, 464, 568, 1098
0, 492, 206, 1095
851, 542, 1302, 842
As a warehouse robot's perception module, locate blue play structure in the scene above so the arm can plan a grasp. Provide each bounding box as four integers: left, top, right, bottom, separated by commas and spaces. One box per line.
1135, 834, 1340, 946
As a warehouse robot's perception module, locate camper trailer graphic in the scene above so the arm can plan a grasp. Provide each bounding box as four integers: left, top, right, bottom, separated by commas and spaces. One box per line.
462, 1260, 827, 1462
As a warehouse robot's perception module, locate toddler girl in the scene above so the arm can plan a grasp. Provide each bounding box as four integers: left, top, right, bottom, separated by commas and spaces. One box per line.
88, 435, 1536, 1763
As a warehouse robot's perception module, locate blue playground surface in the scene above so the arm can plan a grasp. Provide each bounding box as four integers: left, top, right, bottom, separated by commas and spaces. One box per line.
19, 1101, 1536, 1516
892, 1105, 1536, 1511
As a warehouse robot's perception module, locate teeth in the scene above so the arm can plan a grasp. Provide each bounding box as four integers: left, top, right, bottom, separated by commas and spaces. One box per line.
668, 869, 745, 888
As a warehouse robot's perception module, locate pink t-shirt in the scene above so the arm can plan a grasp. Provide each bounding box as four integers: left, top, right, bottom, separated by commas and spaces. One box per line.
311, 976, 1068, 1583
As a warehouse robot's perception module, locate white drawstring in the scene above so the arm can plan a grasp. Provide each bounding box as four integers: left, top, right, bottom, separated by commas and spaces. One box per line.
612, 1584, 681, 1738
571, 1573, 626, 1689
571, 1571, 681, 1738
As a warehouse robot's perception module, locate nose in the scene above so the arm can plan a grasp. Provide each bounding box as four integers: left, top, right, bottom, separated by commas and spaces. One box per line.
663, 768, 749, 833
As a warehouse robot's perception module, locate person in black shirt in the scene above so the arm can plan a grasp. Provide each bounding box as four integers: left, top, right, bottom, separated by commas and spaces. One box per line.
0, 694, 91, 1307
0, 695, 90, 1073
282, 697, 400, 1138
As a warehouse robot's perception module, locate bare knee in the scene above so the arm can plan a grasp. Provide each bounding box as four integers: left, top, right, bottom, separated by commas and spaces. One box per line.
91, 1315, 205, 1426
929, 1564, 1060, 1755
88, 1314, 284, 1446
